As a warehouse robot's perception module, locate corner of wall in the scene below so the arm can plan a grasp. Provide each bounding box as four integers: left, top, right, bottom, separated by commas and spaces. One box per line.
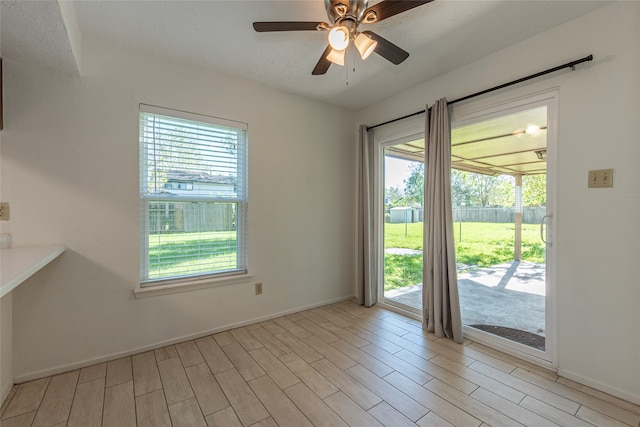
1, 294, 14, 404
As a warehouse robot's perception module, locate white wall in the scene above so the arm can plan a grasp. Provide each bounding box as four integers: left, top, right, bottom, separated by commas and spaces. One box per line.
0, 294, 13, 401
1, 36, 356, 380
357, 2, 640, 403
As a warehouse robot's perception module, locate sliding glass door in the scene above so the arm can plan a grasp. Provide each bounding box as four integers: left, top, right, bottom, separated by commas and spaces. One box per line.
373, 91, 557, 366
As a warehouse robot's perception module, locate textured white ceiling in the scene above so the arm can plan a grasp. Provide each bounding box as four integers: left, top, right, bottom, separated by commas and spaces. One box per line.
1, 0, 608, 110
1, 0, 79, 74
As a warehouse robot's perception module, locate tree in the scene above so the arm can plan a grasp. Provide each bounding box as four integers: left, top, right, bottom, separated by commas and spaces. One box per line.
403, 162, 424, 206
451, 170, 472, 207
385, 186, 405, 207
143, 115, 240, 195
467, 173, 500, 207
491, 175, 515, 207
451, 170, 514, 207
144, 118, 203, 194
523, 174, 546, 207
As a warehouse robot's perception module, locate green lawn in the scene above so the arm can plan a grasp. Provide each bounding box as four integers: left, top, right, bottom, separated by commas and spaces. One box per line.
148, 230, 237, 279
147, 223, 545, 289
384, 221, 545, 290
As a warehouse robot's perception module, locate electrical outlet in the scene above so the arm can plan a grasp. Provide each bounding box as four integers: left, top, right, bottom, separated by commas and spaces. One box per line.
255, 282, 263, 295
0, 203, 9, 221
588, 169, 614, 188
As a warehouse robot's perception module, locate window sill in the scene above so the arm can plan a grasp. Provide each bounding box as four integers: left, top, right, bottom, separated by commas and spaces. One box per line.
133, 273, 253, 299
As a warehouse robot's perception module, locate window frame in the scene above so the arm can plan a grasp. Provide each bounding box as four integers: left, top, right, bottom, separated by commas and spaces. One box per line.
138, 104, 248, 287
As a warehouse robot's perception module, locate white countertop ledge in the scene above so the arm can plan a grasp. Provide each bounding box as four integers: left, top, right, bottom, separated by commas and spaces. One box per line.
1, 245, 66, 298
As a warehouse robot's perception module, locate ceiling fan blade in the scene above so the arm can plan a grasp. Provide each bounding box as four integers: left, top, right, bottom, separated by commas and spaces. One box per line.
362, 31, 409, 65
253, 21, 327, 32
312, 45, 333, 75
363, 0, 433, 23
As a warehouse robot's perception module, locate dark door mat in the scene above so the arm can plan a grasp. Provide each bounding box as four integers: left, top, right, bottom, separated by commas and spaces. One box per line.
469, 324, 545, 351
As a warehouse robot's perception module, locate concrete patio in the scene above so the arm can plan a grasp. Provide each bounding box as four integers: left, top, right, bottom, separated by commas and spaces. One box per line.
385, 260, 546, 337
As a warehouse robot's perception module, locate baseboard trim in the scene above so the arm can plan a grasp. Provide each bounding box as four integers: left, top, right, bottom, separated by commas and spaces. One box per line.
557, 368, 640, 406
14, 295, 355, 384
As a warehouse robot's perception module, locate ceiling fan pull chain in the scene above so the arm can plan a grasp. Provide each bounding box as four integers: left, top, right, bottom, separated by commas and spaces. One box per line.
346, 46, 350, 86
353, 45, 357, 73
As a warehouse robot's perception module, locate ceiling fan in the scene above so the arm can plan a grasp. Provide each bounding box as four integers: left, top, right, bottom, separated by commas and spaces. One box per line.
253, 0, 433, 75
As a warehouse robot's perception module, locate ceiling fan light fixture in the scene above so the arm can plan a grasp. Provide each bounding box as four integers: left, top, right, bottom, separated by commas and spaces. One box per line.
526, 124, 541, 135
326, 48, 346, 66
355, 32, 377, 59
334, 3, 348, 17
328, 26, 350, 50
363, 10, 377, 24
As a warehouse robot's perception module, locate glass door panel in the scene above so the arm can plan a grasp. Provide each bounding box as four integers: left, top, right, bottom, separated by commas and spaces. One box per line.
382, 149, 424, 311
452, 105, 549, 354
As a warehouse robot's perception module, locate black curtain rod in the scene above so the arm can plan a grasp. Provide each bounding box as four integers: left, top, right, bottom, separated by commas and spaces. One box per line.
366, 54, 593, 132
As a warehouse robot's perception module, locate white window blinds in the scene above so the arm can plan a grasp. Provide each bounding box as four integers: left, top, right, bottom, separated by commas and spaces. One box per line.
139, 105, 248, 284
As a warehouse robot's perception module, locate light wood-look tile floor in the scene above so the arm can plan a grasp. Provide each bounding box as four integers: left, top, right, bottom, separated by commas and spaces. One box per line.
2, 300, 640, 427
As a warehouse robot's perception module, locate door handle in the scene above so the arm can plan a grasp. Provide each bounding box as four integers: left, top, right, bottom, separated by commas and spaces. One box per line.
540, 214, 552, 244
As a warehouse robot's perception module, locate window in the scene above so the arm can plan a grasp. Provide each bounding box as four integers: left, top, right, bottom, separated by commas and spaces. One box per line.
139, 105, 248, 285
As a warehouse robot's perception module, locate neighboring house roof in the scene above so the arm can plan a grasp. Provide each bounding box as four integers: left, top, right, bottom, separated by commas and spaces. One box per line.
165, 170, 236, 185
149, 190, 178, 197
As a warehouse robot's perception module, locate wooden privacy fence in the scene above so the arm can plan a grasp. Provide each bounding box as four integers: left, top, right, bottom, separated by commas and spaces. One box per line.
453, 207, 546, 224
148, 201, 235, 233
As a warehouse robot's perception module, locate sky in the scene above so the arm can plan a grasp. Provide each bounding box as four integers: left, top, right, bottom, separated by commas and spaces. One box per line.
385, 156, 417, 190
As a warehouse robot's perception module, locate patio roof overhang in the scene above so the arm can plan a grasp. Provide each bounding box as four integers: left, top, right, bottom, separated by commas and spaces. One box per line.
384, 106, 548, 177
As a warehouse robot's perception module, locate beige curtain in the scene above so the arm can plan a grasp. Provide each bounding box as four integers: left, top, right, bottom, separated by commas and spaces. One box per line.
422, 99, 463, 343
357, 125, 378, 306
